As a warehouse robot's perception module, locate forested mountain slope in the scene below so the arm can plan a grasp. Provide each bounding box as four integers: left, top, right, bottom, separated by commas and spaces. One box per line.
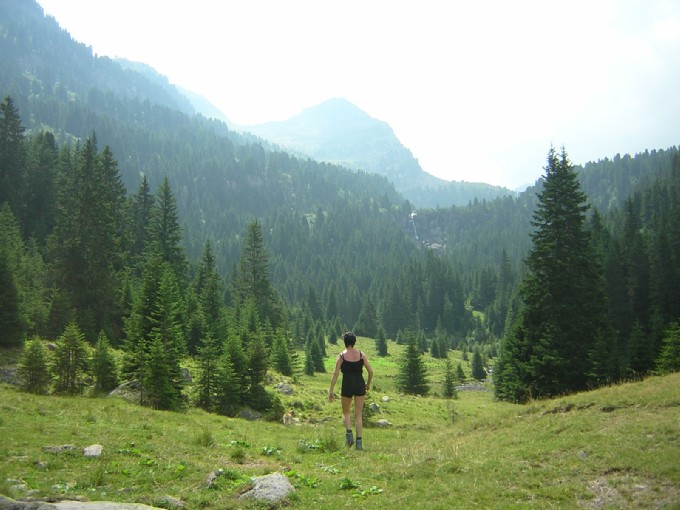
2, 0, 679, 394
248, 98, 515, 208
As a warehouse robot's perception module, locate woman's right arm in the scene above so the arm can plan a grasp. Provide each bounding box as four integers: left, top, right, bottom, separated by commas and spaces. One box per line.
328, 356, 342, 401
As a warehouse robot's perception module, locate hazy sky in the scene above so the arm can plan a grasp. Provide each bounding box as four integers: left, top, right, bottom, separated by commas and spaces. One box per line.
37, 0, 680, 189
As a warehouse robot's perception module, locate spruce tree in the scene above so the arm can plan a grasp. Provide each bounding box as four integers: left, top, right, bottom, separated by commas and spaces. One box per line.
495, 148, 614, 402
18, 337, 51, 394
215, 351, 240, 416
195, 334, 221, 412
443, 359, 458, 399
375, 325, 388, 357
456, 363, 466, 383
0, 96, 26, 214
471, 347, 486, 381
149, 176, 187, 282
92, 331, 119, 393
397, 338, 429, 395
53, 322, 90, 395
272, 334, 294, 376
0, 248, 23, 346
656, 321, 680, 374
234, 221, 282, 328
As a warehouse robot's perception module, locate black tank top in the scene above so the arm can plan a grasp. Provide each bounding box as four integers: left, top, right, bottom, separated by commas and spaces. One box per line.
340, 351, 364, 374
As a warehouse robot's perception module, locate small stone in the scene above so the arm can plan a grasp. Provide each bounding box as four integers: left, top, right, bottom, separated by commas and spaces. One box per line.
376, 419, 392, 427
83, 444, 103, 457
578, 451, 588, 459
381, 395, 390, 402
239, 472, 294, 503
369, 403, 380, 413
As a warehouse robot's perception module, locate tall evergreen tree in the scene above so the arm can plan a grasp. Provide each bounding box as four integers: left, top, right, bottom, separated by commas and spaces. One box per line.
397, 338, 429, 395
49, 136, 126, 339
53, 322, 90, 395
471, 347, 486, 380
0, 247, 23, 346
130, 175, 154, 267
443, 359, 458, 399
149, 176, 187, 282
234, 221, 282, 328
195, 333, 221, 412
18, 337, 51, 394
656, 321, 680, 374
354, 296, 378, 338
495, 147, 614, 402
92, 331, 119, 393
375, 325, 388, 357
0, 96, 26, 215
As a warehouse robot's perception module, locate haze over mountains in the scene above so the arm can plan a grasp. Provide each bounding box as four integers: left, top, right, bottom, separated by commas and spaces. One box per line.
245, 98, 516, 208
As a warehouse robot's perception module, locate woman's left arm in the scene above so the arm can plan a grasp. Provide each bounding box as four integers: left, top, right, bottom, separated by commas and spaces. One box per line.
363, 353, 374, 391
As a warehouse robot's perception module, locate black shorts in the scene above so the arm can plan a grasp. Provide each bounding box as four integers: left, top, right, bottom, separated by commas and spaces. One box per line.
341, 373, 366, 398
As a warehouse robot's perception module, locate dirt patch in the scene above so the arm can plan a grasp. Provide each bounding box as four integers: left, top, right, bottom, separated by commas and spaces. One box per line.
579, 472, 680, 509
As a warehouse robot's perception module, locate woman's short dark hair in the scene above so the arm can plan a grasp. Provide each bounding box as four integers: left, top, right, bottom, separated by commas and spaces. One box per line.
343, 331, 357, 347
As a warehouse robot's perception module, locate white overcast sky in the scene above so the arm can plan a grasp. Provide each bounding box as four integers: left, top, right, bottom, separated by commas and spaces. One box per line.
38, 0, 680, 189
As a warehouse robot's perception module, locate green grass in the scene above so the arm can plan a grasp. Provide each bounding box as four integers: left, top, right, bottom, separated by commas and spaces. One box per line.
1, 339, 679, 509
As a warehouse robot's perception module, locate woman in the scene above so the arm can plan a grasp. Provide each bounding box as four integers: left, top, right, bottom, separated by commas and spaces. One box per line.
328, 332, 374, 450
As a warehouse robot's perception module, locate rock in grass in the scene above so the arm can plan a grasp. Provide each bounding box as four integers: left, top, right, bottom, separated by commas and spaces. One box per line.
53, 501, 164, 509
42, 445, 77, 454
83, 445, 103, 458
239, 472, 294, 503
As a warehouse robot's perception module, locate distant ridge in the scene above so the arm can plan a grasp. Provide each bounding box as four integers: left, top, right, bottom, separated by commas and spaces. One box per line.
247, 98, 515, 208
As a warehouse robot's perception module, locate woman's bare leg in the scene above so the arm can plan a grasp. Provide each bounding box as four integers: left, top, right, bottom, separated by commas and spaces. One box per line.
354, 395, 365, 438
341, 396, 353, 430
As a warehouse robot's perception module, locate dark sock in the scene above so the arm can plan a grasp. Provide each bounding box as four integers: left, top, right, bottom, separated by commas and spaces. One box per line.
347, 429, 352, 434
356, 437, 362, 440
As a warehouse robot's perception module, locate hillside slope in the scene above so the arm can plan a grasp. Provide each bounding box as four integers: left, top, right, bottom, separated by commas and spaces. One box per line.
1, 342, 678, 509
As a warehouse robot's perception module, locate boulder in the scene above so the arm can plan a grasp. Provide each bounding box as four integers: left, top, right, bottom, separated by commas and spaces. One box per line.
239, 473, 294, 503
275, 383, 293, 395
239, 408, 261, 421
83, 445, 103, 458
108, 381, 141, 404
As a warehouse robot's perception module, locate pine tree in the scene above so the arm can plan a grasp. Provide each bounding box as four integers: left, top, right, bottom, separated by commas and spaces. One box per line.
144, 266, 185, 409
656, 322, 680, 374
0, 96, 27, 214
149, 176, 187, 282
130, 175, 154, 267
234, 221, 282, 328
443, 359, 458, 399
304, 345, 316, 376
53, 322, 90, 395
215, 351, 240, 416
92, 331, 119, 393
272, 334, 294, 376
143, 335, 177, 410
247, 333, 269, 404
0, 247, 23, 346
49, 136, 126, 339
375, 325, 388, 357
195, 334, 221, 412
397, 338, 429, 395
471, 347, 486, 380
354, 296, 378, 338
18, 337, 51, 394
456, 363, 466, 383
495, 148, 614, 402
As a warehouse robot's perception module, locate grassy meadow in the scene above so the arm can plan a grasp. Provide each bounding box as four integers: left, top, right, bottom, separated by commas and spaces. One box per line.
1, 338, 679, 509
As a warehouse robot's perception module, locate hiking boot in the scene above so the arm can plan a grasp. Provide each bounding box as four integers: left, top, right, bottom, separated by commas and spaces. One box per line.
345, 431, 354, 447
355, 438, 363, 450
